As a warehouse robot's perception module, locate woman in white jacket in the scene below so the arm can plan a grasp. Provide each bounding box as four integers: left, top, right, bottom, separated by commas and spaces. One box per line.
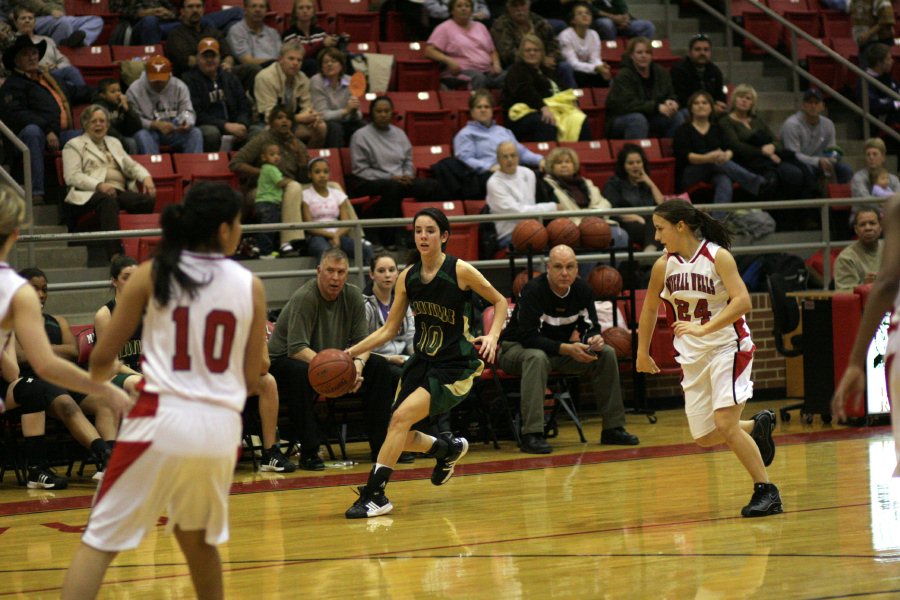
62, 105, 156, 258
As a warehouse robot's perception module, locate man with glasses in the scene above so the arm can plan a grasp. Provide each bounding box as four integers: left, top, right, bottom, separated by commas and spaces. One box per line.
671, 33, 727, 116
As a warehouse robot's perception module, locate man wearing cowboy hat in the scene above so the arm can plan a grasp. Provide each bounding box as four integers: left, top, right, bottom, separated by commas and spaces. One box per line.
0, 35, 80, 203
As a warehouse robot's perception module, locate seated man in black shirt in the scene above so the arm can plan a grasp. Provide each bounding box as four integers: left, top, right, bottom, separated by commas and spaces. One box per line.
498, 244, 639, 453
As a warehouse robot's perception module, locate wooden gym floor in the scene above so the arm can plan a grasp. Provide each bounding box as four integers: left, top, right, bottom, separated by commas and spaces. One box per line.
0, 399, 898, 599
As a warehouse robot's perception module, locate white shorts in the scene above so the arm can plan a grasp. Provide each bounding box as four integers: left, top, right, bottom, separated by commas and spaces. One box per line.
681, 343, 755, 440
82, 391, 241, 552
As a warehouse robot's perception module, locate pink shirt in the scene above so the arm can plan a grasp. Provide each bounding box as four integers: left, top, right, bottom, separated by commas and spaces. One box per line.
302, 185, 348, 233
427, 19, 495, 74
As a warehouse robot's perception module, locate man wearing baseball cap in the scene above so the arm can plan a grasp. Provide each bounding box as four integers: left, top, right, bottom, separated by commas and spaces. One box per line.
165, 0, 237, 76
183, 38, 257, 152
126, 55, 204, 155
781, 88, 852, 188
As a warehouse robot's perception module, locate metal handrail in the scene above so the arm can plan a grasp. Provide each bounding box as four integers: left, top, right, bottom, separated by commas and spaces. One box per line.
691, 0, 900, 143
22, 195, 885, 295
0, 120, 33, 266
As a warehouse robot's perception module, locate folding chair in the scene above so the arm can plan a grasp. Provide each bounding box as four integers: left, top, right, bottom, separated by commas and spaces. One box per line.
172, 152, 239, 187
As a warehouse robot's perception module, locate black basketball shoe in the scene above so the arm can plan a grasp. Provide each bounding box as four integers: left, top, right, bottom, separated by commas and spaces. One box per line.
345, 486, 393, 519
750, 409, 776, 467
431, 437, 468, 486
741, 482, 783, 517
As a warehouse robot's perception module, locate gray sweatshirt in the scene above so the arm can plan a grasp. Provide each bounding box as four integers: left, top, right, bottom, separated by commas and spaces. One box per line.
780, 111, 837, 169
125, 72, 197, 130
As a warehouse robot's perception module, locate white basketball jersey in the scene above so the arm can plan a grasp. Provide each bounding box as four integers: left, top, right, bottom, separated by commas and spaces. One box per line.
140, 252, 254, 413
659, 240, 753, 363
0, 263, 26, 360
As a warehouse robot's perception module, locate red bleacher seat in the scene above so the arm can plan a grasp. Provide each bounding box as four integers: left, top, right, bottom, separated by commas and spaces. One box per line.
346, 41, 377, 54
559, 140, 613, 161
404, 110, 456, 145
390, 90, 441, 113
132, 154, 184, 211
59, 45, 118, 86
601, 39, 626, 67
379, 41, 427, 59
395, 60, 442, 92
111, 44, 165, 62
323, 0, 372, 12
172, 153, 237, 186
411, 144, 451, 177
743, 12, 782, 55
822, 13, 852, 40
119, 212, 161, 263
463, 199, 486, 215
521, 141, 557, 154
383, 11, 408, 42
335, 13, 379, 41
308, 148, 345, 189
268, 0, 294, 13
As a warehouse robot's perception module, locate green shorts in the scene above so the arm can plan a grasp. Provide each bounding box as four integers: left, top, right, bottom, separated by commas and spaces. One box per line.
394, 354, 484, 416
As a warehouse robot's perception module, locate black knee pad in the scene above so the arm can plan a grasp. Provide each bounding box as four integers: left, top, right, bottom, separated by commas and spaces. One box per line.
8, 377, 66, 414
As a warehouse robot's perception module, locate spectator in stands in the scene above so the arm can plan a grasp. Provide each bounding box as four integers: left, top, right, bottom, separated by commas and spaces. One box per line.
310, 47, 364, 148
425, 0, 504, 90
255, 40, 327, 148
267, 248, 394, 469
852, 138, 900, 197
283, 0, 342, 78
502, 34, 591, 142
12, 6, 87, 94
8, 0, 101, 47
348, 95, 445, 247
0, 36, 81, 204
363, 252, 415, 381
542, 146, 628, 247
719, 83, 814, 201
302, 156, 373, 265
491, 0, 576, 88
602, 143, 663, 249
453, 89, 543, 196
252, 142, 292, 257
606, 36, 683, 139
165, 0, 237, 77
870, 167, 896, 197
62, 104, 156, 259
589, 0, 655, 41
93, 256, 142, 397
424, 0, 491, 30
834, 206, 884, 289
93, 79, 143, 155
183, 37, 256, 152
558, 1, 611, 88
487, 140, 559, 248
111, 0, 244, 45
498, 244, 639, 454
227, 0, 281, 75
780, 88, 853, 188
670, 32, 727, 116
230, 103, 309, 254
127, 55, 204, 155
673, 90, 771, 207
17, 267, 116, 482
860, 43, 900, 130
851, 0, 895, 65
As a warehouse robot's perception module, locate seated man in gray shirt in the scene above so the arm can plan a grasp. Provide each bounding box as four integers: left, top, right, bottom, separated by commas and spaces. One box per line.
780, 88, 852, 188
834, 206, 884, 290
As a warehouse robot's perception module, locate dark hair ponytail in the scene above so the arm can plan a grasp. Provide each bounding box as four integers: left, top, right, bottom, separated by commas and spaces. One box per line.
654, 199, 732, 249
152, 182, 243, 305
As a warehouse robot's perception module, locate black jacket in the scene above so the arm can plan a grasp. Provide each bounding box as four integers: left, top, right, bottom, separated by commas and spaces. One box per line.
182, 66, 252, 131
501, 60, 563, 113
93, 97, 143, 140
670, 56, 726, 109
0, 71, 67, 135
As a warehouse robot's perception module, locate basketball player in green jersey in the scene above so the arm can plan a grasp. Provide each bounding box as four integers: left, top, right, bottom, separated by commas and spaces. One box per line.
345, 207, 508, 518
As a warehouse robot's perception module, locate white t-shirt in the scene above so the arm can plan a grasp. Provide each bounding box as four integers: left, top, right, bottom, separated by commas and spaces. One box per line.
302, 185, 348, 234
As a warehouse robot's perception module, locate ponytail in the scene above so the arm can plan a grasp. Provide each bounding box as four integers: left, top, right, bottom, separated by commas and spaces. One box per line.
152, 182, 243, 305
653, 199, 731, 249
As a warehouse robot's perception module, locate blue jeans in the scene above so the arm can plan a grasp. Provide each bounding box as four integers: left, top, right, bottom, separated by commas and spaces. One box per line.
254, 201, 281, 255
19, 125, 80, 196
609, 111, 684, 139
306, 234, 372, 265
459, 69, 506, 90
132, 16, 180, 44
133, 127, 203, 154
35, 15, 102, 45
681, 161, 764, 205
51, 66, 86, 90
806, 160, 853, 184
593, 17, 656, 41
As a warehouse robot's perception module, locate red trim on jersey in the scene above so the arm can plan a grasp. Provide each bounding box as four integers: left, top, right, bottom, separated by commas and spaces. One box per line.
733, 348, 753, 380
691, 240, 716, 264
666, 252, 685, 264
94, 441, 152, 505
733, 317, 750, 342
661, 298, 676, 328
129, 387, 159, 418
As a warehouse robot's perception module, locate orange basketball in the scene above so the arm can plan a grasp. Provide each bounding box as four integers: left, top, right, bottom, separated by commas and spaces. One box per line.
308, 349, 357, 397
546, 218, 581, 248
512, 269, 541, 298
511, 219, 549, 252
602, 326, 632, 359
579, 216, 612, 249
588, 265, 623, 298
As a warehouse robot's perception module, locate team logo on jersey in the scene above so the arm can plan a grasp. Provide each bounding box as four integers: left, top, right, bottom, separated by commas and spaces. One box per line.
665, 272, 716, 295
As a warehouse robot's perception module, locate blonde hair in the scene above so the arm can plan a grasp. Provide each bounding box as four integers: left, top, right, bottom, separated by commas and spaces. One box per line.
517, 33, 545, 60
864, 137, 887, 156
546, 147, 580, 174
0, 183, 26, 243
729, 84, 758, 116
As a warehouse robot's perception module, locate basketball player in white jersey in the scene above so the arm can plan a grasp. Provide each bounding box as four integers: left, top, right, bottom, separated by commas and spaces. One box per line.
833, 195, 900, 476
0, 186, 129, 464
61, 182, 268, 600
637, 199, 783, 517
